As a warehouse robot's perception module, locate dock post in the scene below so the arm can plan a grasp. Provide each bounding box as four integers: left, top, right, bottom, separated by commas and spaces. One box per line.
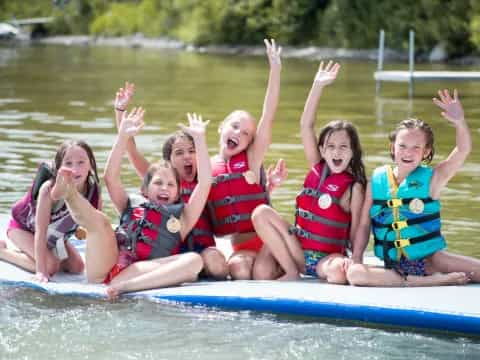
408, 30, 415, 97
376, 29, 385, 95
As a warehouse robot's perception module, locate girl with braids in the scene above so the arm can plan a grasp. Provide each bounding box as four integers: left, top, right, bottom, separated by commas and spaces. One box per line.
252, 61, 366, 282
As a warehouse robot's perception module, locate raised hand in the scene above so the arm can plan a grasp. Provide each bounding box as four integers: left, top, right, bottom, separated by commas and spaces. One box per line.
266, 158, 288, 193
115, 81, 135, 111
433, 89, 465, 125
264, 38, 282, 69
314, 61, 340, 87
119, 107, 145, 137
179, 112, 209, 139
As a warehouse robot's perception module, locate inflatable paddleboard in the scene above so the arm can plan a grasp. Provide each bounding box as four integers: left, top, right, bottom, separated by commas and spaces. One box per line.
0, 215, 479, 336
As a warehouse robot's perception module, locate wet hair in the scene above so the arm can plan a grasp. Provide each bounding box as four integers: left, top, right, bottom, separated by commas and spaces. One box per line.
141, 160, 181, 201
162, 131, 194, 161
389, 118, 434, 164
53, 139, 99, 183
317, 120, 367, 187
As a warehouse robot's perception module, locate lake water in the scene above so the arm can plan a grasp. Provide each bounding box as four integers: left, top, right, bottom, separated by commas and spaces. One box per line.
0, 43, 479, 359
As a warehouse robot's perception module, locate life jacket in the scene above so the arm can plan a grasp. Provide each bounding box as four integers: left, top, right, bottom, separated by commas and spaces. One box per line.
11, 162, 100, 249
207, 151, 269, 236
115, 195, 184, 260
177, 179, 215, 253
290, 161, 353, 254
370, 165, 445, 264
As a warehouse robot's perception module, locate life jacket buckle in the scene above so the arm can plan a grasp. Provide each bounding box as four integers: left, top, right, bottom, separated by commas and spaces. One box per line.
224, 196, 234, 205
392, 220, 408, 230
394, 239, 410, 248
387, 199, 402, 208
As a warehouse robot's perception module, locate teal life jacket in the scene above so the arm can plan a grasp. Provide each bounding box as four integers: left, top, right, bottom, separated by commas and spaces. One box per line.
370, 165, 446, 263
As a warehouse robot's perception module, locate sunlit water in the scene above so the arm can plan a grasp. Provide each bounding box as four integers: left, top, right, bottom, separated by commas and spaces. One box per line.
0, 44, 479, 358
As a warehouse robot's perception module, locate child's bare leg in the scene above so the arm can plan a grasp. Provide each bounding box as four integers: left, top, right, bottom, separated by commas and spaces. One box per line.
52, 168, 117, 283
426, 250, 480, 282
347, 263, 469, 287
1, 231, 36, 272
317, 254, 348, 284
228, 251, 256, 280
107, 252, 203, 299
201, 247, 228, 280
60, 241, 85, 274
252, 204, 303, 280
253, 247, 283, 280
0, 243, 36, 272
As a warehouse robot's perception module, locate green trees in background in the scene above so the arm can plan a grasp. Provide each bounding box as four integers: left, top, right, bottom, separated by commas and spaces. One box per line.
1, 0, 479, 58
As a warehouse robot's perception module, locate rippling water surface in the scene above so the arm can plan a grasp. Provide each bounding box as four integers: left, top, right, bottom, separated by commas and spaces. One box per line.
0, 44, 479, 359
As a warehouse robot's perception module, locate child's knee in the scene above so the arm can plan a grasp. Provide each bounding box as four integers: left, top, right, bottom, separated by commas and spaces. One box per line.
345, 263, 369, 286
228, 254, 254, 280
321, 257, 347, 284
251, 204, 273, 226
202, 248, 228, 280
253, 259, 278, 280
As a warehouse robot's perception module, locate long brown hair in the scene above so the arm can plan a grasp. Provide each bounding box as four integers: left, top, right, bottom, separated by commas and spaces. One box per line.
317, 120, 367, 187
53, 139, 99, 183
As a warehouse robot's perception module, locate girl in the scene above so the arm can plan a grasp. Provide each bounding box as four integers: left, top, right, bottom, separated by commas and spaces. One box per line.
0, 140, 101, 283
252, 61, 366, 283
114, 82, 228, 280
207, 38, 282, 280
348, 89, 477, 287
51, 109, 211, 299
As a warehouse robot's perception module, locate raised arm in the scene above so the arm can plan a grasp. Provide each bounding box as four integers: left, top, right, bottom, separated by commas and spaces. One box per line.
104, 107, 145, 214
351, 182, 373, 264
300, 61, 340, 167
248, 39, 281, 171
430, 89, 471, 198
179, 113, 212, 239
114, 82, 150, 178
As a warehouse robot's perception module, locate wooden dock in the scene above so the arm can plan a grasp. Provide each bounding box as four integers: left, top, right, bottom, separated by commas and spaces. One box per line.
375, 30, 480, 97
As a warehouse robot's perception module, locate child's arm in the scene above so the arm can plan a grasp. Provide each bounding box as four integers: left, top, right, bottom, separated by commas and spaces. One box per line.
179, 113, 212, 239
104, 107, 145, 215
33, 180, 54, 282
351, 182, 373, 264
247, 39, 281, 172
348, 182, 365, 245
430, 89, 471, 198
300, 61, 340, 167
114, 82, 150, 178
266, 158, 288, 193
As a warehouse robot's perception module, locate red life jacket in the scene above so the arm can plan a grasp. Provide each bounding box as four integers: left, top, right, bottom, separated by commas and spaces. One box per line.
291, 161, 353, 254
11, 163, 100, 249
116, 196, 184, 260
176, 179, 215, 253
207, 151, 269, 236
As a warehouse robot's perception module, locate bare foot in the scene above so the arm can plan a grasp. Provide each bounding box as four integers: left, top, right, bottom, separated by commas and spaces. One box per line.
51, 167, 75, 201
278, 272, 300, 281
429, 272, 470, 286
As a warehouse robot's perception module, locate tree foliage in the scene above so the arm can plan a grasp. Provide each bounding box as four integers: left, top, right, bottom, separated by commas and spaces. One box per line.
1, 0, 478, 57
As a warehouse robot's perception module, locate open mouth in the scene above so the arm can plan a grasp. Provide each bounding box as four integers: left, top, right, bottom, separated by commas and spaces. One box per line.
227, 138, 239, 150
156, 194, 170, 204
184, 164, 193, 176
332, 159, 343, 167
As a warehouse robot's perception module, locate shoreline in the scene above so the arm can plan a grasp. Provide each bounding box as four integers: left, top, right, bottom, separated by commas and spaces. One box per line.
3, 34, 480, 65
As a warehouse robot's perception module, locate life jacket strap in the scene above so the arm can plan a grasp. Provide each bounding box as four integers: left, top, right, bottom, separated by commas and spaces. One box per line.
374, 230, 442, 250
210, 192, 268, 207
372, 212, 440, 230
212, 173, 243, 185
295, 208, 349, 229
289, 226, 348, 246
217, 213, 251, 226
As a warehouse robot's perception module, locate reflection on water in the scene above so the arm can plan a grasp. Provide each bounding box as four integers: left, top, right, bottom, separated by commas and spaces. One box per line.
1, 286, 479, 360
0, 44, 479, 358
